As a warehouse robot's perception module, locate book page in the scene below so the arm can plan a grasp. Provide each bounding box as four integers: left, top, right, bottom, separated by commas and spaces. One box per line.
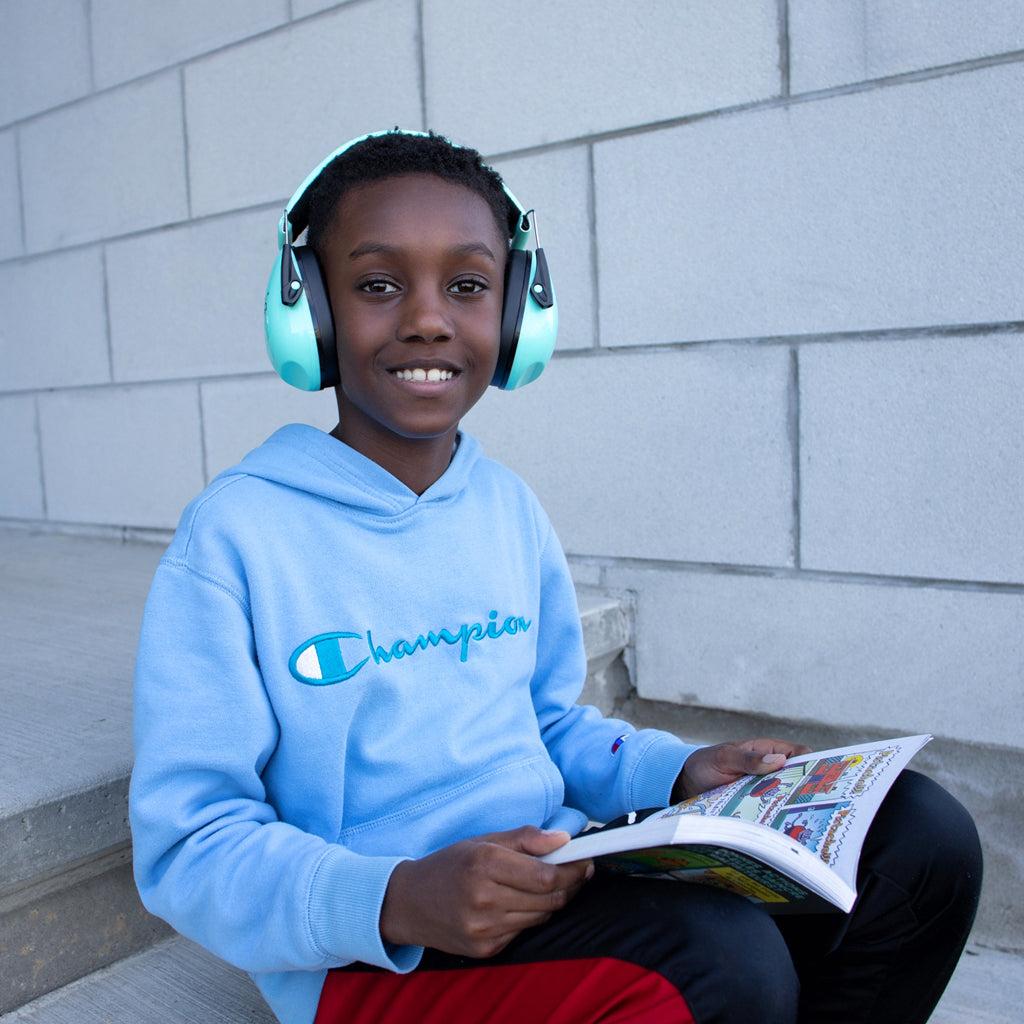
657, 735, 930, 888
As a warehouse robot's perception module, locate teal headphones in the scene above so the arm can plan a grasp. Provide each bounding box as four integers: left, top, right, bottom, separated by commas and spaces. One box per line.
264, 129, 558, 392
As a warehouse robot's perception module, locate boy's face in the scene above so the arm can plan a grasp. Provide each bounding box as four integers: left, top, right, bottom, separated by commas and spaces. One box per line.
319, 173, 506, 482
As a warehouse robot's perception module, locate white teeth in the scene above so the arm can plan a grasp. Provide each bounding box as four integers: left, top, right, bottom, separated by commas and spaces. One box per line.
395, 368, 453, 382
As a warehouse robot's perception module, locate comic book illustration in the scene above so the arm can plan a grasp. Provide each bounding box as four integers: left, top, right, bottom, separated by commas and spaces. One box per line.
655, 736, 931, 887
595, 843, 837, 913
543, 735, 931, 913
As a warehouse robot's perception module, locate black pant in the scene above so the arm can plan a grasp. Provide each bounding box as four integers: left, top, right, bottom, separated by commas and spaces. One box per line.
418, 771, 983, 1023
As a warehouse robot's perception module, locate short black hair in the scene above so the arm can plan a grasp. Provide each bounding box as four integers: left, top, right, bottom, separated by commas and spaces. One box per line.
303, 130, 517, 259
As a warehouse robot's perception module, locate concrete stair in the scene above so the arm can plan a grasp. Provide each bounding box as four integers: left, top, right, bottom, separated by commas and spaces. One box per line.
1, 527, 1020, 1021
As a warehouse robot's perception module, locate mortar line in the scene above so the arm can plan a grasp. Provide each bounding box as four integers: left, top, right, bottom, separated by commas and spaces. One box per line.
197, 381, 209, 485
564, 555, 1024, 596
778, 0, 791, 98
416, 0, 428, 128
14, 126, 28, 254
179, 67, 193, 219
33, 394, 48, 521
586, 143, 601, 350
100, 243, 115, 382
788, 345, 801, 568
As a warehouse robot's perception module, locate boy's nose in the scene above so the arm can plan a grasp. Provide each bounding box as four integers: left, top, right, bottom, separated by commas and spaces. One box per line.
399, 288, 454, 343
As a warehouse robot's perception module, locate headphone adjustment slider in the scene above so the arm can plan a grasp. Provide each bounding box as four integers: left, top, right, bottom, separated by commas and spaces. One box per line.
281, 241, 304, 307
530, 248, 554, 309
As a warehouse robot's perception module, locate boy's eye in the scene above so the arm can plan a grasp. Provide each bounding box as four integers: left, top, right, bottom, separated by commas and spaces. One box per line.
359, 279, 399, 295
450, 278, 487, 295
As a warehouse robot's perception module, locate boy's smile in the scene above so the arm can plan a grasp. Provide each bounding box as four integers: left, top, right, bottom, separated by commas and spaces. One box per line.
319, 174, 506, 494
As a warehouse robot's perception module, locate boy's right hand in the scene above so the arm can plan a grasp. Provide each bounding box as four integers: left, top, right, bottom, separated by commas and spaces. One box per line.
379, 826, 594, 959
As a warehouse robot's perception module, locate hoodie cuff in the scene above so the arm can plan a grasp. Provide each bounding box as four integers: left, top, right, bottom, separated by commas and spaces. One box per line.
308, 847, 423, 973
628, 732, 702, 809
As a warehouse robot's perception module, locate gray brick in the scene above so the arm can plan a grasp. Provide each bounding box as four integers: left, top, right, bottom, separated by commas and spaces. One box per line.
107, 210, 273, 382
0, 0, 91, 127
0, 130, 22, 260
594, 62, 1024, 345
0, 395, 44, 519
184, 0, 422, 218
424, 0, 780, 155
0, 248, 110, 391
491, 146, 594, 352
790, 0, 1024, 94
800, 335, 1024, 585
91, 0, 289, 89
38, 384, 205, 529
292, 0, 361, 15
462, 346, 793, 567
606, 565, 1023, 749
20, 74, 188, 253
201, 376, 338, 481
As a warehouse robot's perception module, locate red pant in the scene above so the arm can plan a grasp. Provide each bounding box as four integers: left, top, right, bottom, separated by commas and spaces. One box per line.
316, 956, 694, 1024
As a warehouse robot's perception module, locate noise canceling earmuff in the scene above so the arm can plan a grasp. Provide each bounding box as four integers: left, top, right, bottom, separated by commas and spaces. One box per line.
264, 129, 558, 392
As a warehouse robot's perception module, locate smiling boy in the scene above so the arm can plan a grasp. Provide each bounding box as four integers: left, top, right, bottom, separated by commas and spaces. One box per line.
317, 172, 502, 493
130, 131, 981, 1024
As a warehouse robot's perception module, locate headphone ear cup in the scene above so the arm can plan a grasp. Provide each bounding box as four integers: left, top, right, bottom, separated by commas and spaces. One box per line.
264, 245, 337, 390
494, 248, 558, 390
493, 248, 532, 389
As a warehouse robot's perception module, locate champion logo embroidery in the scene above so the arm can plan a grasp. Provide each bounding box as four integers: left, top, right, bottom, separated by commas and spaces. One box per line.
289, 611, 532, 686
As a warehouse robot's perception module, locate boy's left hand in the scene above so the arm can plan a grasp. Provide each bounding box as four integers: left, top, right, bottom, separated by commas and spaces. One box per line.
671, 738, 812, 803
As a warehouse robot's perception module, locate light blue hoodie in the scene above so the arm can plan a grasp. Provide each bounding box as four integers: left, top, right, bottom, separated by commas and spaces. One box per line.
130, 424, 696, 1023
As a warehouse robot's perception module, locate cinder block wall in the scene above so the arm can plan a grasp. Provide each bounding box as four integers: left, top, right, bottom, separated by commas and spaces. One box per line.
2, 2, 1022, 754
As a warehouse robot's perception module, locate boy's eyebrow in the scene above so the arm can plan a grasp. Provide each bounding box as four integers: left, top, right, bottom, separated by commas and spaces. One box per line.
347, 241, 498, 262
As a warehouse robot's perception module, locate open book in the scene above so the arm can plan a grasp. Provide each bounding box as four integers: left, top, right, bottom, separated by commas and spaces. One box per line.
543, 735, 931, 914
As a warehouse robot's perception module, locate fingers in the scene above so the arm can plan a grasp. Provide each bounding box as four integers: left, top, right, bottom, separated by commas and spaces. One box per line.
469, 830, 593, 900
733, 738, 813, 775
379, 830, 593, 958
675, 737, 814, 799
486, 824, 574, 857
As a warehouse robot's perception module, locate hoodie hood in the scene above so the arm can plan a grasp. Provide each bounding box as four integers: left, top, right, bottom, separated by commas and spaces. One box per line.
224, 423, 482, 517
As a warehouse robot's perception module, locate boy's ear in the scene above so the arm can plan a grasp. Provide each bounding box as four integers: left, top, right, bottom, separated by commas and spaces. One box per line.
264, 244, 338, 391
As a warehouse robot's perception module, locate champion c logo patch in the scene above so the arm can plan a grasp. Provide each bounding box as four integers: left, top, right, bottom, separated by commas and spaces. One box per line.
289, 632, 370, 685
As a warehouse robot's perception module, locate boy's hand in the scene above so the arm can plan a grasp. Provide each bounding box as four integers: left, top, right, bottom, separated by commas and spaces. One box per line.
379, 826, 593, 959
672, 738, 813, 802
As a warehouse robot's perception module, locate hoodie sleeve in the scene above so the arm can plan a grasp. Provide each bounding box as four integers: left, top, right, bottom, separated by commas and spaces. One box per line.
130, 557, 422, 976
529, 524, 700, 825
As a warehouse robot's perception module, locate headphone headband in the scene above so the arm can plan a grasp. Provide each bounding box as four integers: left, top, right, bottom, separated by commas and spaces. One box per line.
277, 130, 531, 252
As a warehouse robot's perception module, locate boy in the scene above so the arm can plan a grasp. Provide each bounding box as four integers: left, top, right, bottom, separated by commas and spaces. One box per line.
130, 130, 981, 1024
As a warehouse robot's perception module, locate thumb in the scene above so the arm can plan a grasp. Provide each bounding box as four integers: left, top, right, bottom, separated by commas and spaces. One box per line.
740, 749, 787, 775
487, 825, 573, 857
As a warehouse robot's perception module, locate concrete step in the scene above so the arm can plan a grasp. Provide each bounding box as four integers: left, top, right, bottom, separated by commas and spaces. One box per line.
0, 936, 273, 1023
1, 933, 1021, 1024
0, 530, 172, 1013
0, 528, 633, 1014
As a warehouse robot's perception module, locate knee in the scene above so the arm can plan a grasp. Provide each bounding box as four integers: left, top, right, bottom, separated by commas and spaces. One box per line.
860, 770, 982, 929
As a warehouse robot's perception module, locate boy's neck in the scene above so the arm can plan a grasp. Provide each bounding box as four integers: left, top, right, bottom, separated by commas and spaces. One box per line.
329, 422, 459, 495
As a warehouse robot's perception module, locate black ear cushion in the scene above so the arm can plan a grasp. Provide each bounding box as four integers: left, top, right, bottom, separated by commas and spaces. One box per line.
494, 248, 532, 388
292, 245, 339, 390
